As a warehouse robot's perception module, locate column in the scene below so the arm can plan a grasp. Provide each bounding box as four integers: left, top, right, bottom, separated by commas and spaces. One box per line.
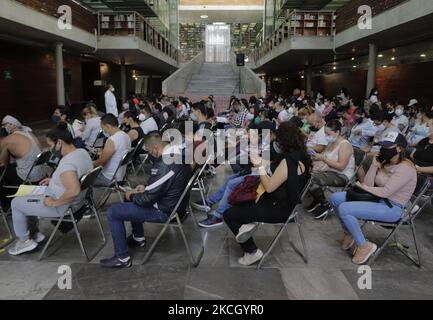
366, 43, 377, 97
121, 63, 127, 103
55, 42, 65, 106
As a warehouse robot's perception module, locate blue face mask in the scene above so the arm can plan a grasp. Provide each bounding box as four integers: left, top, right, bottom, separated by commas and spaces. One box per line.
51, 115, 61, 123
190, 114, 198, 122
326, 135, 337, 144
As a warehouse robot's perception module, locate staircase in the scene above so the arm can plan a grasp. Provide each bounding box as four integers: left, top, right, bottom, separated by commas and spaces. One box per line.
184, 62, 240, 96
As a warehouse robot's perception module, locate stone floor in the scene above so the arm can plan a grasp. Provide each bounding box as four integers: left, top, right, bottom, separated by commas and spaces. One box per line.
1, 163, 433, 300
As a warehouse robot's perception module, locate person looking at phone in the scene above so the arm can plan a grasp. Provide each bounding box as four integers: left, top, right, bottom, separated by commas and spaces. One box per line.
7, 123, 93, 256
329, 132, 417, 265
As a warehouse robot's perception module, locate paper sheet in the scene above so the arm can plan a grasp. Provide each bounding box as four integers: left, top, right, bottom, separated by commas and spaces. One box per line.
7, 185, 47, 198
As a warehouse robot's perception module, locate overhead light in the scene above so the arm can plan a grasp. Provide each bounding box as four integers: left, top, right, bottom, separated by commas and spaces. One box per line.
391, 57, 395, 61
301, 75, 305, 79
351, 57, 355, 61
353, 65, 357, 68
213, 22, 226, 25
378, 54, 383, 58
333, 66, 337, 70
420, 54, 427, 58
383, 65, 388, 68
200, 15, 208, 19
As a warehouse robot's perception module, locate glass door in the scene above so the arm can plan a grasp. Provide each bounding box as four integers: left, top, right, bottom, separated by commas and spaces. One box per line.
205, 24, 231, 62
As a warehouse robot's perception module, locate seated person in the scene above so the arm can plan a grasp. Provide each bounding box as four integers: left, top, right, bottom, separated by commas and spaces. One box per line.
230, 99, 250, 129
348, 109, 376, 150
392, 105, 409, 134
223, 122, 311, 266
7, 123, 93, 255
52, 106, 76, 138
93, 114, 131, 186
308, 120, 355, 219
139, 103, 159, 135
80, 105, 101, 147
407, 106, 431, 147
123, 111, 145, 149
0, 116, 48, 211
99, 132, 192, 268
191, 102, 213, 137
329, 132, 417, 265
412, 111, 433, 175
306, 113, 328, 153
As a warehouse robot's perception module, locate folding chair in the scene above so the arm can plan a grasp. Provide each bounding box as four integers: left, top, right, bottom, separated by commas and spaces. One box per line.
141, 157, 212, 266
22, 150, 52, 185
89, 130, 107, 160
95, 148, 136, 209
38, 166, 106, 261
363, 174, 432, 267
128, 138, 145, 175
257, 177, 313, 269
0, 166, 13, 247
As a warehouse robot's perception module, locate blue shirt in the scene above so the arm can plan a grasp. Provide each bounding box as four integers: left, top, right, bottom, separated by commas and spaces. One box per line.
349, 119, 377, 149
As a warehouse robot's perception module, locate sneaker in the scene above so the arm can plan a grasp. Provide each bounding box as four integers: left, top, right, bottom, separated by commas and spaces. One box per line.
8, 239, 38, 256
238, 249, 264, 266
191, 200, 212, 212
306, 200, 320, 213
236, 223, 259, 243
352, 242, 377, 265
100, 256, 132, 268
341, 234, 355, 251
33, 232, 46, 244
198, 216, 223, 228
311, 203, 331, 220
127, 235, 146, 248
411, 204, 420, 214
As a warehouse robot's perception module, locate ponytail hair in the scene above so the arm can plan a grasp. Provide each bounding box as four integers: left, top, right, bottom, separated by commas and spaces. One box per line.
47, 122, 74, 144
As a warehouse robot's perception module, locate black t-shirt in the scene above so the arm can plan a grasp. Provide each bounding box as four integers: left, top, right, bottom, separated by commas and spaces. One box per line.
414, 137, 433, 167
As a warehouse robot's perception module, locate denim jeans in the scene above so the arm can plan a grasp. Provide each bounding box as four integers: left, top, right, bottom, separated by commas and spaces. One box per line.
207, 173, 246, 219
107, 202, 169, 259
329, 192, 404, 247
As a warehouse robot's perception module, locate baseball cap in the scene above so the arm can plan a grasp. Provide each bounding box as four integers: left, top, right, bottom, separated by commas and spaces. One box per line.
408, 99, 418, 107
256, 120, 276, 133
378, 132, 408, 148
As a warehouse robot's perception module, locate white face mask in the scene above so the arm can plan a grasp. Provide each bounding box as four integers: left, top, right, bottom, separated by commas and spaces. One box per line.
110, 87, 115, 92
395, 109, 404, 117
138, 114, 146, 122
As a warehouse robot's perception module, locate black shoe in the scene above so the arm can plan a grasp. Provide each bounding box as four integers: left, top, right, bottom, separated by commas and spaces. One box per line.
100, 256, 132, 268
127, 235, 146, 248
311, 203, 331, 220
307, 200, 320, 213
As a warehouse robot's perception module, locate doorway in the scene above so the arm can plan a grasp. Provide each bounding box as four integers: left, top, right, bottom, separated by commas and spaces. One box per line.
205, 24, 231, 63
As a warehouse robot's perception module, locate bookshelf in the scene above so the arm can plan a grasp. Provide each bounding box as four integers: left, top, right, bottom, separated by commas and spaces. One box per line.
288, 10, 335, 37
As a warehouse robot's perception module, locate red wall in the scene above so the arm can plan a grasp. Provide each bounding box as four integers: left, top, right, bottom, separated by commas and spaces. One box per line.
312, 61, 433, 106
0, 41, 83, 122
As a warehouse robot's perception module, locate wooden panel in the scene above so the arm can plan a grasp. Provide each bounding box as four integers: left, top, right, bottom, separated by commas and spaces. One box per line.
14, 0, 96, 33
336, 0, 409, 33
0, 41, 83, 122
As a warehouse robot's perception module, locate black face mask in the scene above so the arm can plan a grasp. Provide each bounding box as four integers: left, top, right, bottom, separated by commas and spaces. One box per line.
355, 117, 363, 124
310, 126, 319, 132
378, 147, 398, 164
51, 141, 63, 159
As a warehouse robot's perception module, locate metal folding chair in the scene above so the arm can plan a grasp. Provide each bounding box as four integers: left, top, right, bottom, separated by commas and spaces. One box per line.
95, 148, 136, 209
38, 166, 106, 261
128, 138, 146, 175
0, 166, 13, 247
362, 174, 432, 267
22, 150, 52, 185
141, 157, 212, 266
257, 177, 313, 269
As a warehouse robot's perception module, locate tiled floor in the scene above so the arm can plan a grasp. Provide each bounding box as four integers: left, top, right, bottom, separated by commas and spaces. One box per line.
1, 155, 433, 299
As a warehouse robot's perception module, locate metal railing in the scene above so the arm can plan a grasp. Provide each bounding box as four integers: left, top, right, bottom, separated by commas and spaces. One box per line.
97, 11, 178, 62
250, 10, 335, 63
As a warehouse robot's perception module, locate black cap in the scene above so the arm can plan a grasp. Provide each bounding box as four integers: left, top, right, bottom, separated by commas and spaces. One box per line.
378, 132, 408, 148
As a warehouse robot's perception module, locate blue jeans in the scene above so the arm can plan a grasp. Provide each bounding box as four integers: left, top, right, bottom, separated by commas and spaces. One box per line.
329, 192, 404, 247
107, 202, 169, 259
207, 173, 246, 219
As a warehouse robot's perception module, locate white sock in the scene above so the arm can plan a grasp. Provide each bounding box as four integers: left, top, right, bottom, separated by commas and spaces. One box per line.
133, 235, 145, 242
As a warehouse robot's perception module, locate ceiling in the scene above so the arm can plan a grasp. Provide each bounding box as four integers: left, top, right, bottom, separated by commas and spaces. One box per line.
76, 0, 157, 17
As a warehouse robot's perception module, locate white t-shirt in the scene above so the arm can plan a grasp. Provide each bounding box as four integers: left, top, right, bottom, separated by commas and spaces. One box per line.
278, 109, 292, 123
307, 126, 328, 148
369, 95, 378, 104
392, 115, 409, 134
140, 116, 158, 135
105, 90, 119, 117
102, 130, 131, 181
82, 117, 101, 146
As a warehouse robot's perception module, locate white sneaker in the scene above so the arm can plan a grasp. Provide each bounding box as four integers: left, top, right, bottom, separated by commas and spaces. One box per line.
238, 249, 264, 266
411, 205, 420, 214
236, 223, 259, 243
8, 239, 38, 256
33, 232, 46, 244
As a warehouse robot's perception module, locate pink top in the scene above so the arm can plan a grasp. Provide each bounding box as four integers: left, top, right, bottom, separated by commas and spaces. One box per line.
362, 161, 417, 206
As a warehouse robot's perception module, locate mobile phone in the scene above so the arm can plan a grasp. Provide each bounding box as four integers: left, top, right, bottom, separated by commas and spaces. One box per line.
27, 199, 40, 203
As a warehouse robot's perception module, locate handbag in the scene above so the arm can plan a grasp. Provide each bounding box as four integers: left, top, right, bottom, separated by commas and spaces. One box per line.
227, 176, 259, 205
346, 185, 392, 208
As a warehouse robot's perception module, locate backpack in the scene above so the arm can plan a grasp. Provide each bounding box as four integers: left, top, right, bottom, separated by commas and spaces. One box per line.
227, 176, 259, 205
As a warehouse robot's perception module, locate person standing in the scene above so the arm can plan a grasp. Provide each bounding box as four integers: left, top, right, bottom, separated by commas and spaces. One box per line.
104, 84, 119, 118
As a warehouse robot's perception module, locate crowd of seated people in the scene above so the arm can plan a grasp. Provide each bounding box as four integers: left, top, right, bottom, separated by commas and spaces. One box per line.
1, 87, 432, 269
